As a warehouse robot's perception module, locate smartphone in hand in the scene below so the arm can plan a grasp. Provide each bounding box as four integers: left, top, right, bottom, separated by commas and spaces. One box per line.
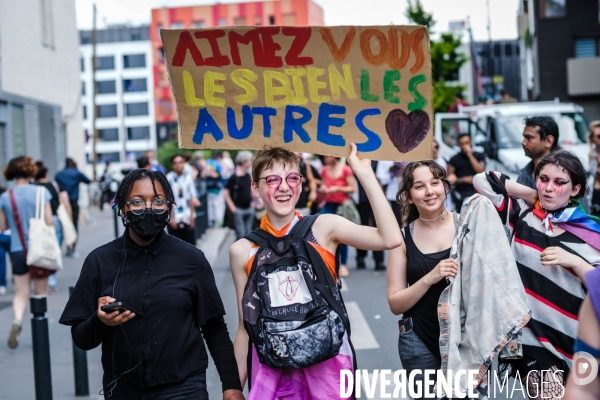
101, 302, 144, 318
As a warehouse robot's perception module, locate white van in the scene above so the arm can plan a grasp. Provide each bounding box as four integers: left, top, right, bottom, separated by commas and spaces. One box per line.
434, 101, 590, 179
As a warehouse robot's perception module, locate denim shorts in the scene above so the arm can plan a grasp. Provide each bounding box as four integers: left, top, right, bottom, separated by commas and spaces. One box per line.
10, 251, 28, 276
103, 371, 208, 400
397, 319, 441, 398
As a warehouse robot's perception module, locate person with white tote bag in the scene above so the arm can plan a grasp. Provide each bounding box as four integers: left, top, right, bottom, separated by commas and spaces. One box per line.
0, 156, 55, 349
34, 161, 76, 289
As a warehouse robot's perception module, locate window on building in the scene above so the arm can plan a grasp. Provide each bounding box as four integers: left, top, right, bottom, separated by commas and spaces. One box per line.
191, 21, 205, 28
11, 104, 25, 157
98, 128, 119, 142
131, 31, 142, 41
98, 152, 121, 163
96, 56, 115, 70
539, 0, 566, 18
96, 80, 116, 94
219, 17, 226, 26
82, 82, 85, 96
156, 24, 162, 38
234, 17, 246, 26
123, 54, 146, 68
0, 102, 6, 123
124, 151, 146, 163
171, 22, 184, 29
83, 105, 87, 119
269, 16, 275, 25
127, 126, 150, 140
97, 104, 118, 118
494, 43, 501, 58
123, 78, 147, 93
157, 47, 165, 63
80, 57, 85, 72
574, 38, 599, 58
255, 16, 262, 25
125, 102, 149, 116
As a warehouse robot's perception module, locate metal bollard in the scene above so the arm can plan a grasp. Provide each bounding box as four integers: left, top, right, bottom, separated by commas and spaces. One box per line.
30, 295, 53, 400
113, 206, 119, 239
69, 286, 90, 397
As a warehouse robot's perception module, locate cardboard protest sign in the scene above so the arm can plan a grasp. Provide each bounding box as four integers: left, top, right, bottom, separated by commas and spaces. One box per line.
161, 25, 433, 161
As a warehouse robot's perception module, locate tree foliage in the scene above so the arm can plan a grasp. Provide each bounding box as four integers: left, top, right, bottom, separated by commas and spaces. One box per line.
431, 33, 468, 83
405, 0, 435, 31
406, 0, 467, 112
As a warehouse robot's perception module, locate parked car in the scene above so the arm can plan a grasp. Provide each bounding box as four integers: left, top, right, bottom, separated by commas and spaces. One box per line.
434, 101, 589, 179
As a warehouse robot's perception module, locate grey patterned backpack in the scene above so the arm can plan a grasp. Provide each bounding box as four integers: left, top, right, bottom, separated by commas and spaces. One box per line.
242, 215, 349, 369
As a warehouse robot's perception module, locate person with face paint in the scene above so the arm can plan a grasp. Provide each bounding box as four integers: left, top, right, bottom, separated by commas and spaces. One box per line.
60, 169, 244, 400
229, 145, 402, 399
473, 150, 600, 400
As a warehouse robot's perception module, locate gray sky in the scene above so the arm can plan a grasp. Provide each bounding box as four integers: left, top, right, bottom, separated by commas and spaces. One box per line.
75, 0, 520, 42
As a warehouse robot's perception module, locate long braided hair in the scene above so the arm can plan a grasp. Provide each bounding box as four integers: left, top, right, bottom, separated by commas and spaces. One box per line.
113, 169, 176, 222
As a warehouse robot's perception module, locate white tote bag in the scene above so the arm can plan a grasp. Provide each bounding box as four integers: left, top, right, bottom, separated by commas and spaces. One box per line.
26, 186, 63, 271
52, 181, 77, 246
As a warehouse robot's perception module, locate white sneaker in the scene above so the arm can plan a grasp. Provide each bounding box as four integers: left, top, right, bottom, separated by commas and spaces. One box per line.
0, 286, 5, 296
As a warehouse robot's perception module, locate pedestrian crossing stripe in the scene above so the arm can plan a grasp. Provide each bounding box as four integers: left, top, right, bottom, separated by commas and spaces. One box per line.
345, 301, 380, 350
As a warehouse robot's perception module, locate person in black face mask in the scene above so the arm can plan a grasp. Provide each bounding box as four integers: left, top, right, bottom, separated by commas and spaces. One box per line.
59, 169, 245, 400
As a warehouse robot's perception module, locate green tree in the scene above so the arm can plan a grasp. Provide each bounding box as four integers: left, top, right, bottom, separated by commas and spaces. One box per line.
406, 0, 467, 112
406, 0, 435, 30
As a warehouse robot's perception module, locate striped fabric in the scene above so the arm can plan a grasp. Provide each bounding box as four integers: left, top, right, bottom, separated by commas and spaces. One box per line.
473, 171, 600, 368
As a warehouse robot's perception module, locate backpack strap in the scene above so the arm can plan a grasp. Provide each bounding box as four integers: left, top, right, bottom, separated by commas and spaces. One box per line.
289, 214, 318, 238
244, 229, 274, 247
245, 214, 318, 245
301, 241, 351, 335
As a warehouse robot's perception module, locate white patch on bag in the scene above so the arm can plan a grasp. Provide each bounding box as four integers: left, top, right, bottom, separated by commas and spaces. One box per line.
267, 269, 312, 307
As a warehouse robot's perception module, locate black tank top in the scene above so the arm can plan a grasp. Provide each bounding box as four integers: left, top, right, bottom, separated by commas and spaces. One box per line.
402, 213, 456, 359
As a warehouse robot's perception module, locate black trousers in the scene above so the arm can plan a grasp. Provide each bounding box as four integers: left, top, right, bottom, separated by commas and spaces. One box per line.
103, 371, 208, 399
70, 199, 80, 232
168, 223, 196, 246
356, 201, 384, 263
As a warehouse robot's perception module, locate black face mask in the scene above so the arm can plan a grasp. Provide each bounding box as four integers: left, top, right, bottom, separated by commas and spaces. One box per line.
125, 209, 170, 240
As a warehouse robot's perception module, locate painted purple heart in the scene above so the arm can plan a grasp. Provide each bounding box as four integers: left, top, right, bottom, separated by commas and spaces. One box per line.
385, 109, 431, 153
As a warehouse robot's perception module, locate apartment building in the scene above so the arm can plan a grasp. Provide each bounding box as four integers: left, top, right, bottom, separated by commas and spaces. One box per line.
0, 0, 81, 182
518, 0, 600, 120
79, 25, 157, 167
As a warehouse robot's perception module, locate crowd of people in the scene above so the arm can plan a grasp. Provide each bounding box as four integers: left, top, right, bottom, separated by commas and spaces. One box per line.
1, 116, 599, 399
